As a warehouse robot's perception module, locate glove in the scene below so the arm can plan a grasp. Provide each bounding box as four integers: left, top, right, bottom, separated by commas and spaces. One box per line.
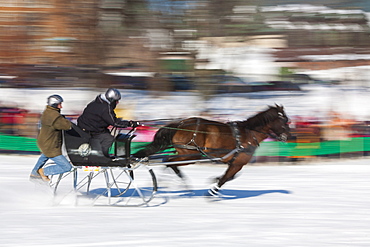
129, 120, 140, 128
116, 119, 129, 128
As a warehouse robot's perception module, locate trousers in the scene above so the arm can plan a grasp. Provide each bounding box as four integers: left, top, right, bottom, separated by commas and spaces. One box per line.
90, 132, 115, 157
31, 153, 72, 176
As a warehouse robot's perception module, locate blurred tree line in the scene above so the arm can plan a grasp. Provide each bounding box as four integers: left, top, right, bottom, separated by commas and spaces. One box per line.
1, 0, 370, 89
74, 0, 370, 66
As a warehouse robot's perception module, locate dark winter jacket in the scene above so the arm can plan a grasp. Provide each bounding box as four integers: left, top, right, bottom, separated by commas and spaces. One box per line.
37, 105, 72, 157
77, 95, 129, 133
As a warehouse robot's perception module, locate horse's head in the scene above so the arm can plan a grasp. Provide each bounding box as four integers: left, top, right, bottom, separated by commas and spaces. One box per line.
268, 104, 291, 142
245, 104, 291, 142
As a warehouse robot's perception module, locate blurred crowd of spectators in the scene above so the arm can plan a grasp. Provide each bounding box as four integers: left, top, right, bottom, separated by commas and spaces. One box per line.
0, 107, 38, 137
290, 111, 369, 143
2, 106, 370, 143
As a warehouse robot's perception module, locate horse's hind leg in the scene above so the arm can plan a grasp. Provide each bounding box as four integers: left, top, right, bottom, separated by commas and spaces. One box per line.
167, 165, 184, 179
166, 165, 192, 191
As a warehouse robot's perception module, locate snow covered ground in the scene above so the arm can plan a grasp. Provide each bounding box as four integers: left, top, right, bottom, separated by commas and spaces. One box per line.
1, 154, 370, 247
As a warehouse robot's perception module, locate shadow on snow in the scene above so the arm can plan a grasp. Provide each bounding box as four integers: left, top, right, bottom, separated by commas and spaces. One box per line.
87, 187, 290, 200
82, 188, 291, 209
158, 188, 291, 200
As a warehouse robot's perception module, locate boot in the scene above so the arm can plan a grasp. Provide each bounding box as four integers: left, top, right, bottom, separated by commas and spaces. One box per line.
29, 173, 42, 180
37, 168, 50, 182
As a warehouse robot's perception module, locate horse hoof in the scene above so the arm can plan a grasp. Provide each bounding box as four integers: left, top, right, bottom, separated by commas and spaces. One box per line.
204, 188, 220, 198
204, 188, 235, 199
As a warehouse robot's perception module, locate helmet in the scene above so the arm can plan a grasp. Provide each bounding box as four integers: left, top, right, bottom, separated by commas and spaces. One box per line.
47, 94, 63, 108
105, 88, 121, 103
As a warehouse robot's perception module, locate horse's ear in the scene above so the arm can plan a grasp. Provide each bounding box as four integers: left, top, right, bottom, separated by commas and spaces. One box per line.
275, 103, 283, 110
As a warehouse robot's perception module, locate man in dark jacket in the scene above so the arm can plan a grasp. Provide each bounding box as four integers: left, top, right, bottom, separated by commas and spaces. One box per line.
77, 88, 139, 158
30, 94, 72, 182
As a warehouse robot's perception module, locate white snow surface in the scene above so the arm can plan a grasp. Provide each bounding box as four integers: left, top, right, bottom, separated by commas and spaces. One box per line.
1, 154, 370, 247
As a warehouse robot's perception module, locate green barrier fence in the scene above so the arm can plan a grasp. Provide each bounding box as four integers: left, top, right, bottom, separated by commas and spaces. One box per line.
253, 137, 370, 157
0, 134, 40, 153
1, 133, 369, 158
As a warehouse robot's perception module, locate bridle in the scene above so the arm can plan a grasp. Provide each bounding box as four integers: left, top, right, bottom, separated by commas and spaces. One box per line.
252, 111, 289, 142
274, 112, 290, 142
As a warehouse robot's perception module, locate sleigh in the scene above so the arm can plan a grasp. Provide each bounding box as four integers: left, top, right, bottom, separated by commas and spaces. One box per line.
49, 123, 157, 207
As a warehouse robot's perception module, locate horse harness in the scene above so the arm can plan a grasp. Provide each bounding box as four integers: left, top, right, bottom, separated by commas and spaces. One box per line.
172, 119, 259, 165
226, 121, 259, 165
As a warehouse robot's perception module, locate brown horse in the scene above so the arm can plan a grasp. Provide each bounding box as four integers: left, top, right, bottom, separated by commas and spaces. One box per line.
134, 104, 291, 197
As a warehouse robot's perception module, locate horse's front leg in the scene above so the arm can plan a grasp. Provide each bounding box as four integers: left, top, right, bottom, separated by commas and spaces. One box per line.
207, 164, 243, 197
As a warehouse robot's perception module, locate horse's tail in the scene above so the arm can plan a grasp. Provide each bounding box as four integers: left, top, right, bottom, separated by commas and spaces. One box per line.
133, 122, 179, 158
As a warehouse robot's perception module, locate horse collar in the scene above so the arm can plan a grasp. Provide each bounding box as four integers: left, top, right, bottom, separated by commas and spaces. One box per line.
229, 122, 244, 149
249, 130, 260, 147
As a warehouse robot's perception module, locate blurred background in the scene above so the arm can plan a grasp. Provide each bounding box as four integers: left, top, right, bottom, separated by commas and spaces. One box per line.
2, 0, 370, 162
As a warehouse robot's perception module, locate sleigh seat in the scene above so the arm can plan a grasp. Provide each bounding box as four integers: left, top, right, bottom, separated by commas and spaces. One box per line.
63, 123, 135, 167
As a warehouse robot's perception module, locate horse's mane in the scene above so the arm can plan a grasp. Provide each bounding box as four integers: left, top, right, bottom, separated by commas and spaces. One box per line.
242, 106, 280, 129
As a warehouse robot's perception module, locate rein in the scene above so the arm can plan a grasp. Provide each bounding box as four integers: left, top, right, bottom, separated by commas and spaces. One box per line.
251, 129, 274, 139
143, 119, 280, 139
142, 118, 228, 136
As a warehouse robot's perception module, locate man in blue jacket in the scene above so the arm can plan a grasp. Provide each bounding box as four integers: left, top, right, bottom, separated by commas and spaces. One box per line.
77, 88, 139, 158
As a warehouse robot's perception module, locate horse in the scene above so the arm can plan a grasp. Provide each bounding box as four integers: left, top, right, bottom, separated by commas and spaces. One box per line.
134, 104, 291, 197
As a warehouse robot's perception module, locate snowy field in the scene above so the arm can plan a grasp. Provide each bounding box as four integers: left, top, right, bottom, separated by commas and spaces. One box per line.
1, 154, 370, 247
